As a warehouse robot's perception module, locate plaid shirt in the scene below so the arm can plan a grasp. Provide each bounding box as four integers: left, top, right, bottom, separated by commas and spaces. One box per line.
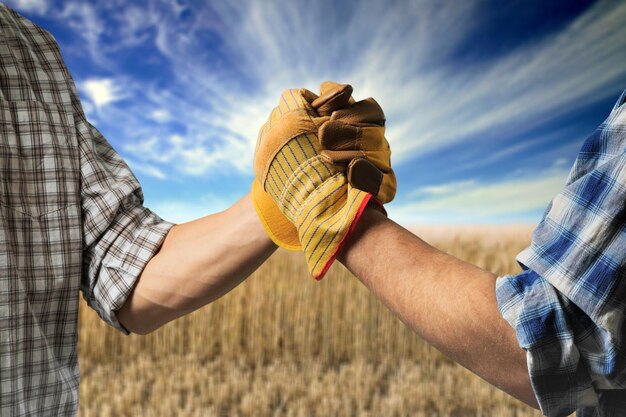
497, 88, 626, 417
0, 5, 174, 416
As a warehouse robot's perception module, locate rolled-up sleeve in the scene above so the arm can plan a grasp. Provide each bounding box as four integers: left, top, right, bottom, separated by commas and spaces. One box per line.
496, 270, 612, 416
494, 93, 626, 417
77, 117, 174, 333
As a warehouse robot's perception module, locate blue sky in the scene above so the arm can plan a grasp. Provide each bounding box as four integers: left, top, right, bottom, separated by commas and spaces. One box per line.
6, 0, 626, 224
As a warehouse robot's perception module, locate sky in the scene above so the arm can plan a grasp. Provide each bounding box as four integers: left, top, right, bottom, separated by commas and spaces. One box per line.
5, 0, 626, 224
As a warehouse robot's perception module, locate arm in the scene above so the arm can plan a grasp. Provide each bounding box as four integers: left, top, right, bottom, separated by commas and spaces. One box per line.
338, 207, 539, 409
117, 194, 277, 334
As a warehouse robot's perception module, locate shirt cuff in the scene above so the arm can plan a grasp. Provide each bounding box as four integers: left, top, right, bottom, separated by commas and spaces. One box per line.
85, 206, 174, 334
495, 269, 600, 417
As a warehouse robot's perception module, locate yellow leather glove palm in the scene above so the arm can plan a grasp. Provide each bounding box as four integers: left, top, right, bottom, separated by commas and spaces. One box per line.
252, 82, 395, 279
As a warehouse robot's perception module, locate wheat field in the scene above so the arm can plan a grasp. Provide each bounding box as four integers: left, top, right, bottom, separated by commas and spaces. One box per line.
77, 225, 545, 417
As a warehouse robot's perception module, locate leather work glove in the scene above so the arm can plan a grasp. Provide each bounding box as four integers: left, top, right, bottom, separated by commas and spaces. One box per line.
251, 82, 395, 279
318, 93, 396, 204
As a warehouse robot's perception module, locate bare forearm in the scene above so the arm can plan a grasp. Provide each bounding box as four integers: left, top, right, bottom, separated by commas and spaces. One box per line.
338, 208, 539, 408
118, 194, 277, 334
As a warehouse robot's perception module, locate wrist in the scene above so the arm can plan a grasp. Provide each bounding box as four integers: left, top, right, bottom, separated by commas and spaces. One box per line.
233, 194, 278, 251
337, 204, 388, 265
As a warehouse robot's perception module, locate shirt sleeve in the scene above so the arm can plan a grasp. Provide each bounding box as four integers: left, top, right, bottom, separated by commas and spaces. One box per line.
77, 116, 174, 334
496, 270, 611, 416
495, 93, 626, 416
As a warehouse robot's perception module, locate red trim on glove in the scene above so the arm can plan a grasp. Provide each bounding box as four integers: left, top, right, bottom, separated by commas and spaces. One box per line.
313, 193, 380, 280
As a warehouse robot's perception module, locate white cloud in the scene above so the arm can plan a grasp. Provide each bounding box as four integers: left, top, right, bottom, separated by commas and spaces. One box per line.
390, 168, 569, 224
8, 0, 48, 14
149, 109, 171, 123
80, 78, 125, 108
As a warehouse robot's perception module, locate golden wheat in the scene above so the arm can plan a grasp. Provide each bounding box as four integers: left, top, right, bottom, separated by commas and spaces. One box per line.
78, 225, 544, 417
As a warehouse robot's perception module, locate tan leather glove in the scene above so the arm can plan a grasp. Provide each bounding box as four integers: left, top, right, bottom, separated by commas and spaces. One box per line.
317, 88, 396, 204
251, 82, 395, 279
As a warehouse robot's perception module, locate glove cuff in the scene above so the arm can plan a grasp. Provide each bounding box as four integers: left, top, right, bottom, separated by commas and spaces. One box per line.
251, 180, 302, 251
318, 191, 372, 280
295, 181, 371, 280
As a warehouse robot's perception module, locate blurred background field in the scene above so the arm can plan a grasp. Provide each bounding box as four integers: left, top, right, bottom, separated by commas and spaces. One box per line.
78, 225, 544, 417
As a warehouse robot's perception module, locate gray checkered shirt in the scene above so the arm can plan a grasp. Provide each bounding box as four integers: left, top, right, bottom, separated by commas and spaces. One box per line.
0, 4, 174, 416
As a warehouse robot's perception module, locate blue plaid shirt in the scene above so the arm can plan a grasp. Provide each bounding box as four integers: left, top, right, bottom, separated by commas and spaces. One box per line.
496, 88, 626, 417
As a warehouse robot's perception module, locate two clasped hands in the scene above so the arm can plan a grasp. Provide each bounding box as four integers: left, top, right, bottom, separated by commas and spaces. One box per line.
251, 81, 395, 279
118, 81, 538, 409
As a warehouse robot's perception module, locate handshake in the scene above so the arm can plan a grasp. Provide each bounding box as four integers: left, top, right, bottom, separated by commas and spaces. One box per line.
251, 82, 396, 279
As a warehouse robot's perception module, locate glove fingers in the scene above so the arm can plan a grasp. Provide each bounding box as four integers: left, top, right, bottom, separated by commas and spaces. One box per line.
360, 149, 392, 173
262, 88, 315, 136
317, 81, 356, 105
320, 149, 392, 173
312, 82, 353, 116
299, 88, 319, 105
319, 120, 357, 150
276, 88, 308, 113
318, 81, 351, 98
347, 158, 383, 197
320, 149, 363, 164
319, 120, 388, 152
376, 169, 397, 204
330, 98, 385, 125
347, 158, 396, 203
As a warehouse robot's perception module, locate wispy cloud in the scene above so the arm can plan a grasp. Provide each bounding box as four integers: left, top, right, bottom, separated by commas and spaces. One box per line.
54, 0, 625, 176
351, 1, 626, 161
390, 166, 569, 224
409, 180, 479, 198
5, 0, 624, 224
57, 2, 107, 65
125, 159, 167, 181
